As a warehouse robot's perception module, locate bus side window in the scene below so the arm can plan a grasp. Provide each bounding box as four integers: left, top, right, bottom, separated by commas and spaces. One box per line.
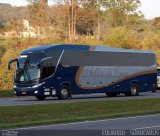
47, 63, 55, 76
41, 62, 55, 80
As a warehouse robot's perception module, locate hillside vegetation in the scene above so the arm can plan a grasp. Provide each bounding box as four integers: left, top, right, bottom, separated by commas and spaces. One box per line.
0, 3, 27, 25
0, 0, 160, 90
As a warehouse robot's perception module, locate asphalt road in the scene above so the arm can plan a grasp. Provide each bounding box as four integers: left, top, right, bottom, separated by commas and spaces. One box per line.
8, 114, 160, 136
0, 90, 160, 106
23, 114, 160, 130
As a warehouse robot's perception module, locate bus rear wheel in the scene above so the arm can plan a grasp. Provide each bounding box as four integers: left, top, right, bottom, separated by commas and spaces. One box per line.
58, 85, 70, 100
126, 83, 139, 96
36, 95, 46, 101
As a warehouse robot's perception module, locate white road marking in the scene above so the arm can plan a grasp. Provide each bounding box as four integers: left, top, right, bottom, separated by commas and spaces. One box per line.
133, 125, 160, 130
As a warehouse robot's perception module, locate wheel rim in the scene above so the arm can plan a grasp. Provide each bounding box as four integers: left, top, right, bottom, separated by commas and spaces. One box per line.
61, 88, 68, 96
131, 86, 137, 95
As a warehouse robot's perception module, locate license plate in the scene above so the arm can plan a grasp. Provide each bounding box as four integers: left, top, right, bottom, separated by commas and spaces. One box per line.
22, 92, 26, 95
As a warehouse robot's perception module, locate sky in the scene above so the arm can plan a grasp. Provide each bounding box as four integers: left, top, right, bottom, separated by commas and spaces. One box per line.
0, 0, 160, 19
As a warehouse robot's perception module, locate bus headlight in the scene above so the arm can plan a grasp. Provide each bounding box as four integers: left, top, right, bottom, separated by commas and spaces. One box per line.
14, 85, 17, 89
34, 91, 38, 94
32, 82, 45, 89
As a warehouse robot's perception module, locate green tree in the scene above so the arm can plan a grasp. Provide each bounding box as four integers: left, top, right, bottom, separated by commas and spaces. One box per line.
48, 4, 69, 38
27, 0, 50, 37
103, 0, 141, 28
153, 17, 160, 29
76, 8, 96, 36
80, 0, 104, 40
53, 0, 78, 42
4, 19, 23, 33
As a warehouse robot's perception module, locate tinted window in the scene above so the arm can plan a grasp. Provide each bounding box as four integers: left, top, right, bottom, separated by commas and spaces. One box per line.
157, 69, 160, 76
41, 58, 56, 80
61, 51, 155, 66
15, 54, 43, 83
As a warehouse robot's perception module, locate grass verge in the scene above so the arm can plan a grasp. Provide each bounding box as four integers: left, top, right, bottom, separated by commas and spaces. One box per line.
0, 98, 160, 129
0, 90, 15, 98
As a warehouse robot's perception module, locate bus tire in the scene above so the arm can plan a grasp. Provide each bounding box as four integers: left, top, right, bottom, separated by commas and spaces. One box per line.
106, 92, 117, 97
127, 83, 139, 96
152, 85, 157, 93
152, 89, 157, 93
58, 85, 69, 100
36, 95, 46, 101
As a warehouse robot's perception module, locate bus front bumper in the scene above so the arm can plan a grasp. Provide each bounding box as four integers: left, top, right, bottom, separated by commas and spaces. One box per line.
14, 89, 42, 96
14, 86, 56, 96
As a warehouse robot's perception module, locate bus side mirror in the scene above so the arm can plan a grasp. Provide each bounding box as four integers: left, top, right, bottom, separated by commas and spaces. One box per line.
8, 59, 18, 70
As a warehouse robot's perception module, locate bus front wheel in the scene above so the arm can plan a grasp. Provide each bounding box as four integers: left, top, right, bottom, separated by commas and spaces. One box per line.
58, 85, 70, 100
36, 95, 46, 101
126, 83, 139, 96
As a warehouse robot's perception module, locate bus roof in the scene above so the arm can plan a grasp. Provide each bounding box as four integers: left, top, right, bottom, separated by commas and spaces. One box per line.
95, 46, 154, 53
21, 44, 89, 55
21, 44, 155, 55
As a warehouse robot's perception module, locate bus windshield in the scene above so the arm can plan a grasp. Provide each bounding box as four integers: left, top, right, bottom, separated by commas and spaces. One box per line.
14, 54, 43, 83
15, 66, 40, 83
